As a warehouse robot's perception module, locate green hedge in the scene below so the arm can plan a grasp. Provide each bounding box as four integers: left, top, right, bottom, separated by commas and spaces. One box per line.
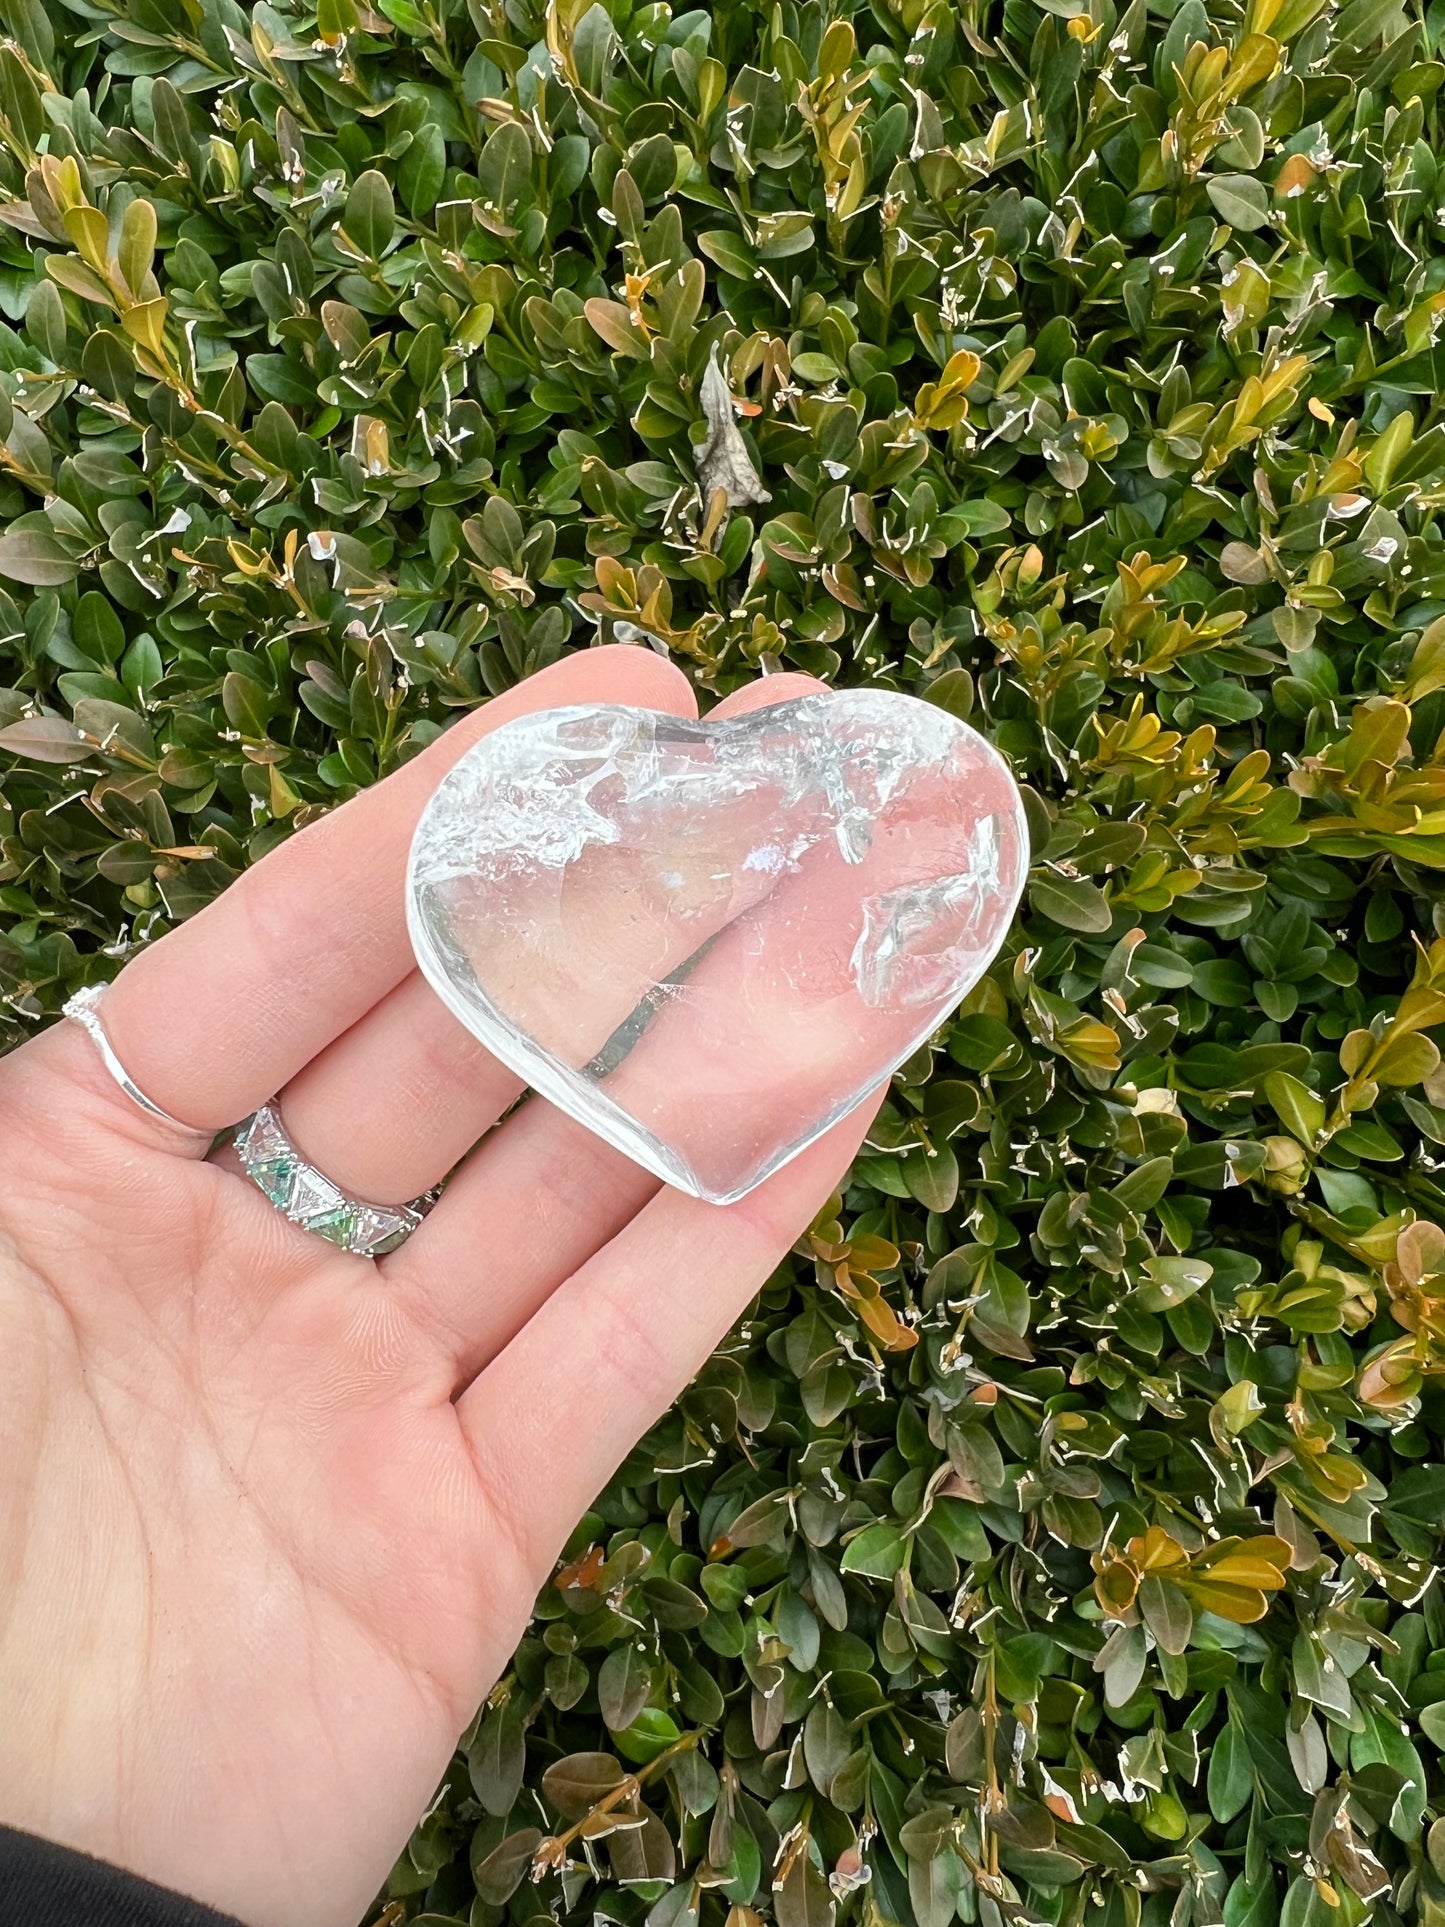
3, 0, 1445, 1921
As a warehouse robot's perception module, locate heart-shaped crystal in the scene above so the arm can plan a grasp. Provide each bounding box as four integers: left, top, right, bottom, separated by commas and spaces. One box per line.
407, 690, 1027, 1204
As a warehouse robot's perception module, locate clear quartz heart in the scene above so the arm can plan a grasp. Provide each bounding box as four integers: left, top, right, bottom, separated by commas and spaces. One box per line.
407, 690, 1028, 1204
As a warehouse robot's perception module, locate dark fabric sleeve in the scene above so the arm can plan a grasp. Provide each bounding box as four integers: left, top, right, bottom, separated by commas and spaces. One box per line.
0, 1826, 248, 1927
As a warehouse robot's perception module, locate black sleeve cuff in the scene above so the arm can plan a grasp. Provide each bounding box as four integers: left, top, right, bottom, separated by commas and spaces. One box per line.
0, 1826, 248, 1927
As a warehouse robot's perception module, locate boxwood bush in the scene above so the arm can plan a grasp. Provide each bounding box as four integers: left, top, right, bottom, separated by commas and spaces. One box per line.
3, 0, 1445, 1922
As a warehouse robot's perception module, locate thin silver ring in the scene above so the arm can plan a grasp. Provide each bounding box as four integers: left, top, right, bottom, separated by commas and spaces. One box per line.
234, 1103, 435, 1258
63, 984, 197, 1133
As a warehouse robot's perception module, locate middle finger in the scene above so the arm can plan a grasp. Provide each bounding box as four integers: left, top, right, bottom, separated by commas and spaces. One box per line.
261, 674, 825, 1207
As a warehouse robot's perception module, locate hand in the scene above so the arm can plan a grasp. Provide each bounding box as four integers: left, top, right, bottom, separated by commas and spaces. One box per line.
0, 649, 874, 1927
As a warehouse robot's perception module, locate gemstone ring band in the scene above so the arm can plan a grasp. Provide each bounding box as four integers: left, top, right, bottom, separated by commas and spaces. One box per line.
233, 1104, 435, 1258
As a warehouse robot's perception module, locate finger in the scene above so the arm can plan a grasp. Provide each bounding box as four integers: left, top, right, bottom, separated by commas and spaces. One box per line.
384, 673, 827, 1358
81, 648, 697, 1137
274, 673, 826, 1207
408, 676, 832, 1074
270, 974, 523, 1203
454, 1105, 872, 1572
390, 1099, 660, 1368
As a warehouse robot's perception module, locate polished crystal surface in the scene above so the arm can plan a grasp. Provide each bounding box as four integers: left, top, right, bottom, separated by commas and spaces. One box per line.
407, 690, 1028, 1204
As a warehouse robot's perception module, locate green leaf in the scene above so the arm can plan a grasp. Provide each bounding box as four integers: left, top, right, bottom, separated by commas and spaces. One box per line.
468, 1703, 526, 1815
477, 121, 533, 218
921, 669, 973, 718
776, 1853, 835, 1927
0, 523, 80, 585
541, 1751, 625, 1818
73, 591, 125, 665
472, 1828, 541, 1905
614, 1706, 680, 1763
598, 1643, 652, 1730
1139, 1574, 1193, 1656
1335, 0, 1406, 51
803, 1699, 851, 1792
1135, 1255, 1212, 1311
1208, 1720, 1253, 1822
117, 196, 156, 299
24, 279, 67, 363
1263, 1071, 1325, 1142
399, 123, 446, 215
1207, 173, 1273, 229
900, 1141, 958, 1212
1372, 1031, 1440, 1087
697, 230, 755, 278
1112, 1156, 1174, 1213
1029, 873, 1113, 932
0, 714, 89, 762
342, 169, 394, 259
221, 671, 271, 738
956, 497, 1012, 535
839, 1523, 907, 1579
1352, 1708, 1427, 1837
1224, 1873, 1278, 1927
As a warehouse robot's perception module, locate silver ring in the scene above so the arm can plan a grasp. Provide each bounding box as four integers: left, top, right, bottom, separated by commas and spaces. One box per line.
63, 984, 198, 1133
234, 1104, 434, 1258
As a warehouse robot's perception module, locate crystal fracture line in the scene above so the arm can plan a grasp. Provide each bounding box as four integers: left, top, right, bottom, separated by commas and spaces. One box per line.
581, 930, 725, 1079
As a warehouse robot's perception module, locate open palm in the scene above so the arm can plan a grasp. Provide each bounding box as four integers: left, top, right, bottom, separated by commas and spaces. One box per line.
0, 648, 872, 1927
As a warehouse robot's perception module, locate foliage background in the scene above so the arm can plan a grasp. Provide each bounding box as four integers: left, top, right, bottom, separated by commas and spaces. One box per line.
3, 0, 1445, 1922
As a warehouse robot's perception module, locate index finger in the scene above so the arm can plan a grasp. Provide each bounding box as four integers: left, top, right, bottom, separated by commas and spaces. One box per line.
56, 648, 697, 1134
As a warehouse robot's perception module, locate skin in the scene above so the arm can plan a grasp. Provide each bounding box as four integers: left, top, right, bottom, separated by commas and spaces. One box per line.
0, 651, 893, 1927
